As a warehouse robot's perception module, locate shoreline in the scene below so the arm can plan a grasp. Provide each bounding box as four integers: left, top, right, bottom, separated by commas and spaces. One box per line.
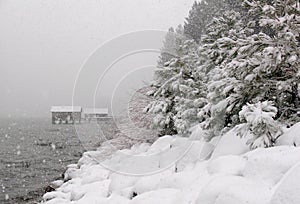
40, 127, 300, 204
0, 118, 119, 204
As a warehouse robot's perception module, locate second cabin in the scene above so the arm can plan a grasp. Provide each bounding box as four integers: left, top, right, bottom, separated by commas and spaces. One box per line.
83, 108, 109, 121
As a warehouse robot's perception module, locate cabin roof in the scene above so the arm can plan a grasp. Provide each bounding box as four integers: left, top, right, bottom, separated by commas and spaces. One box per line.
50, 106, 82, 112
84, 108, 109, 114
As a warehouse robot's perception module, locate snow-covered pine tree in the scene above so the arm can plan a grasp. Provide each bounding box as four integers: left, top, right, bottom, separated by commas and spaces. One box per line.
223, 0, 300, 123
127, 86, 158, 143
184, 1, 224, 42
236, 101, 282, 149
205, 0, 300, 139
146, 28, 206, 135
243, 0, 300, 123
154, 25, 187, 85
198, 10, 252, 139
145, 25, 187, 136
184, 0, 243, 42
199, 10, 249, 75
172, 40, 206, 134
158, 27, 183, 67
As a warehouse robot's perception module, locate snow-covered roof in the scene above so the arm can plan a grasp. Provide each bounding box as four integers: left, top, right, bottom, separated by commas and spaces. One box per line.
50, 106, 82, 112
84, 108, 109, 115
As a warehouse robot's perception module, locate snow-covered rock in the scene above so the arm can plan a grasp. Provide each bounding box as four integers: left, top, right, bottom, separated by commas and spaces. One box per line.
189, 124, 206, 140
270, 162, 300, 204
80, 165, 110, 184
90, 193, 130, 204
42, 134, 300, 204
207, 155, 246, 175
130, 188, 179, 204
276, 122, 300, 146
211, 129, 250, 159
214, 181, 271, 204
132, 169, 173, 194
243, 146, 300, 186
195, 175, 268, 204
147, 135, 173, 154
175, 140, 213, 171
43, 191, 71, 202
108, 174, 138, 196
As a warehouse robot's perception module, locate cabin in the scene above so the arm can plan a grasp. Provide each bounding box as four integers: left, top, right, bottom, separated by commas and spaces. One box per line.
83, 108, 109, 121
50, 106, 82, 124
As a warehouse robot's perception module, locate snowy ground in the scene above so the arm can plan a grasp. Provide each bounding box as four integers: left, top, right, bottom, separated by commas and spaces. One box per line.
41, 123, 300, 204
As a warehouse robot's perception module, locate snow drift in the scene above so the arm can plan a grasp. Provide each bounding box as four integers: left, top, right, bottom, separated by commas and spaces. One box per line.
41, 123, 300, 204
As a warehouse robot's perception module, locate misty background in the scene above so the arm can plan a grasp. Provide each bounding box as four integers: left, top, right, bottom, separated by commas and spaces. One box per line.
0, 0, 194, 118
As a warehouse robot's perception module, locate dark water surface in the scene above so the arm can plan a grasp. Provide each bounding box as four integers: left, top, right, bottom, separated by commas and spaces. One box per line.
0, 118, 112, 204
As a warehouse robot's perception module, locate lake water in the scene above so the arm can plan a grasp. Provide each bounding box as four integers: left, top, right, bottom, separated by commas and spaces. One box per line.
0, 118, 116, 204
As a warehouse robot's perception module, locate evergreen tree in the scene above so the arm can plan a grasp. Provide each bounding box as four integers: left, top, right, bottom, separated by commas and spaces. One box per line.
146, 38, 204, 135
184, 0, 243, 42
158, 26, 186, 67
236, 101, 282, 149
172, 40, 206, 134
146, 0, 300, 146
145, 26, 187, 136
198, 10, 251, 139
206, 0, 300, 139
233, 0, 300, 122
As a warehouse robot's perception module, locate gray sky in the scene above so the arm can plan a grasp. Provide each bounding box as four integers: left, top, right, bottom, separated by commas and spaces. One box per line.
0, 0, 194, 118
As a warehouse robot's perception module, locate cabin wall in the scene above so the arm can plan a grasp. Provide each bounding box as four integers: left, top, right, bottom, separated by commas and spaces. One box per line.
84, 113, 109, 122
51, 112, 82, 124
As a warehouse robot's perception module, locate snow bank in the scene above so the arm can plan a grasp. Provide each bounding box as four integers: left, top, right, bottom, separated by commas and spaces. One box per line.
243, 146, 300, 186
276, 122, 300, 146
214, 181, 271, 204
195, 175, 271, 204
130, 188, 179, 204
210, 128, 250, 159
270, 162, 300, 204
207, 155, 246, 175
41, 126, 300, 204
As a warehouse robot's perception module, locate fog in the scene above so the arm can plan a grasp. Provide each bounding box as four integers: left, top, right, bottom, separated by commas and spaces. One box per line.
0, 0, 194, 118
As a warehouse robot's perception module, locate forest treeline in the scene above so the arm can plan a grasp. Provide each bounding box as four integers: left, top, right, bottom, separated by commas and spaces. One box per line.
143, 0, 300, 149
